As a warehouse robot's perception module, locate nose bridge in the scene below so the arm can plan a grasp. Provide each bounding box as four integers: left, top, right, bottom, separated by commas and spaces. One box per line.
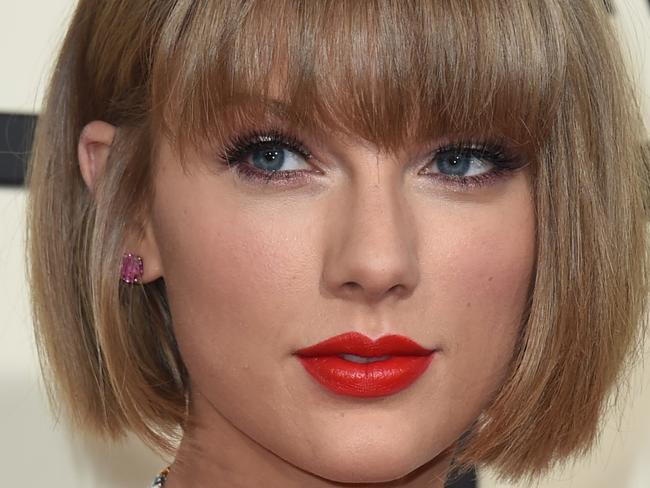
322, 163, 420, 303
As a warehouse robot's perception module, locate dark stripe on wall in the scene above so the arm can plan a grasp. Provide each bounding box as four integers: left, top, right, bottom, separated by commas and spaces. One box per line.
0, 113, 36, 186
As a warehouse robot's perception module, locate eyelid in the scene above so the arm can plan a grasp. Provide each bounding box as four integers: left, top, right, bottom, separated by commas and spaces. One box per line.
218, 130, 525, 191
216, 128, 327, 187
220, 129, 314, 166
430, 141, 517, 165
412, 139, 526, 190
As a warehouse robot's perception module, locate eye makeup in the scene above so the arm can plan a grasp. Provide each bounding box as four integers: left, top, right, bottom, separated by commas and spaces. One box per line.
216, 128, 526, 190
418, 141, 524, 190
218, 129, 315, 186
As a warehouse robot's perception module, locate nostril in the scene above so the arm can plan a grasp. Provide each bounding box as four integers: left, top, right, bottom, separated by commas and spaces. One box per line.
341, 281, 363, 297
388, 283, 405, 295
340, 281, 409, 302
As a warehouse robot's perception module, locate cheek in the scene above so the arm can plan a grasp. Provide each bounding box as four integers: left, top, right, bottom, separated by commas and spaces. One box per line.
432, 211, 534, 332
152, 192, 319, 371
417, 187, 536, 404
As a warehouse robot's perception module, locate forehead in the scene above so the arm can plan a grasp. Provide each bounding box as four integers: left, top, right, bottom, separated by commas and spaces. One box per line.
151, 1, 567, 157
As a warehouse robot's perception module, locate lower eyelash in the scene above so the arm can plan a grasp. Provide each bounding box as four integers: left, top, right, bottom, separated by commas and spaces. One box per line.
217, 130, 313, 185
423, 142, 524, 190
232, 161, 311, 185
429, 167, 515, 190
219, 131, 523, 189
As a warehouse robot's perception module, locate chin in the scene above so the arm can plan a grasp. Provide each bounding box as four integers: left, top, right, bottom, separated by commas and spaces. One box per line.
292, 437, 448, 484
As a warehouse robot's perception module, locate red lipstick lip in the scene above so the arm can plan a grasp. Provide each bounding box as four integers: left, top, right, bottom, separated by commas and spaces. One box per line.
294, 331, 434, 357
294, 332, 435, 398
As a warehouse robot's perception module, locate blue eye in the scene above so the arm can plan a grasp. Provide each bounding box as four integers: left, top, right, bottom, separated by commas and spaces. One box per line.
252, 147, 285, 171
430, 149, 495, 177
419, 143, 521, 189
249, 145, 309, 172
219, 131, 314, 184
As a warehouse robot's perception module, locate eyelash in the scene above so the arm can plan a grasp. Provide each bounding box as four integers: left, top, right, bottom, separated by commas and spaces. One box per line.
219, 130, 313, 186
218, 130, 521, 190
422, 142, 520, 190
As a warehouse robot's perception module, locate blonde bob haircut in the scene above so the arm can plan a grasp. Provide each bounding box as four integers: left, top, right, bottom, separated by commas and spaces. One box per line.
26, 0, 649, 482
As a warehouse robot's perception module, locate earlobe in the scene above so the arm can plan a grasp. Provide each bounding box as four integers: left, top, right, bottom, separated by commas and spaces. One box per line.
120, 181, 165, 285
128, 219, 165, 284
78, 120, 116, 193
79, 121, 165, 283
121, 225, 165, 284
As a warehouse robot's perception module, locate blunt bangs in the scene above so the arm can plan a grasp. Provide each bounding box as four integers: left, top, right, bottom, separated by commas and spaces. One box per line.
151, 0, 567, 160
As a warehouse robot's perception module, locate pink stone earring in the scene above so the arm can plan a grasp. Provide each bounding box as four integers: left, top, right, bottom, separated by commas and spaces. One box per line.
120, 252, 144, 284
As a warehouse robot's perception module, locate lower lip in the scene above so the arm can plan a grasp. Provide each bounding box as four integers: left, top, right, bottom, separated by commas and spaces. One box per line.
296, 355, 434, 398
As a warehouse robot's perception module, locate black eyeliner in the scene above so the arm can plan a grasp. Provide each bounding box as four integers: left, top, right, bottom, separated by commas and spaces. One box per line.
220, 129, 311, 166
432, 141, 521, 168
218, 130, 525, 189
420, 140, 525, 190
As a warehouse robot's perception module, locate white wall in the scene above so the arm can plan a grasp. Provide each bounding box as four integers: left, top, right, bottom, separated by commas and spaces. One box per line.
0, 1, 70, 113
0, 0, 165, 486
615, 0, 650, 130
1, 1, 648, 487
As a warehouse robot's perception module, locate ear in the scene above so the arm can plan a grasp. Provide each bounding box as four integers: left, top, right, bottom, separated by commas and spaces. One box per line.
78, 121, 164, 283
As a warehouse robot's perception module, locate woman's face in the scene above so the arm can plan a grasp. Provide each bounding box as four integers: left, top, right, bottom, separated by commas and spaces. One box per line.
148, 125, 535, 484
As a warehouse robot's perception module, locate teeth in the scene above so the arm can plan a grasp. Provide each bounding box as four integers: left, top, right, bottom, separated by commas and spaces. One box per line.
339, 354, 392, 364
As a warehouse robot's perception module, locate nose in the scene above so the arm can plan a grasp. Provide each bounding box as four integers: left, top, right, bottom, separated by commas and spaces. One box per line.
321, 166, 420, 305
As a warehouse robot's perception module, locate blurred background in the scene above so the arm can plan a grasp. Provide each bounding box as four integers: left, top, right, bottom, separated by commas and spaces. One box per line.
1, 1, 648, 486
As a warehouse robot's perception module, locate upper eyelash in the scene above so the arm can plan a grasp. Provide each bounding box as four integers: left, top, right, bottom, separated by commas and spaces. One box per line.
431, 141, 518, 167
221, 131, 515, 167
421, 141, 522, 190
217, 129, 521, 188
219, 129, 312, 166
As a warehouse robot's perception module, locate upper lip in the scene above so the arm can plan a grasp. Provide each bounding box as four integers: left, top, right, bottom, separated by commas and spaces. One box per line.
294, 331, 434, 357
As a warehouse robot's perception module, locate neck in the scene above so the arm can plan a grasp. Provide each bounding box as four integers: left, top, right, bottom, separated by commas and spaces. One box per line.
164, 391, 453, 488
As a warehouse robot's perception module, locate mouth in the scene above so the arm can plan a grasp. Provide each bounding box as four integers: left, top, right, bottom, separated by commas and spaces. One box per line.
293, 332, 435, 398
337, 353, 392, 364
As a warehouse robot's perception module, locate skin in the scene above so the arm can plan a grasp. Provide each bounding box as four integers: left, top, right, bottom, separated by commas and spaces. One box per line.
79, 120, 536, 488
